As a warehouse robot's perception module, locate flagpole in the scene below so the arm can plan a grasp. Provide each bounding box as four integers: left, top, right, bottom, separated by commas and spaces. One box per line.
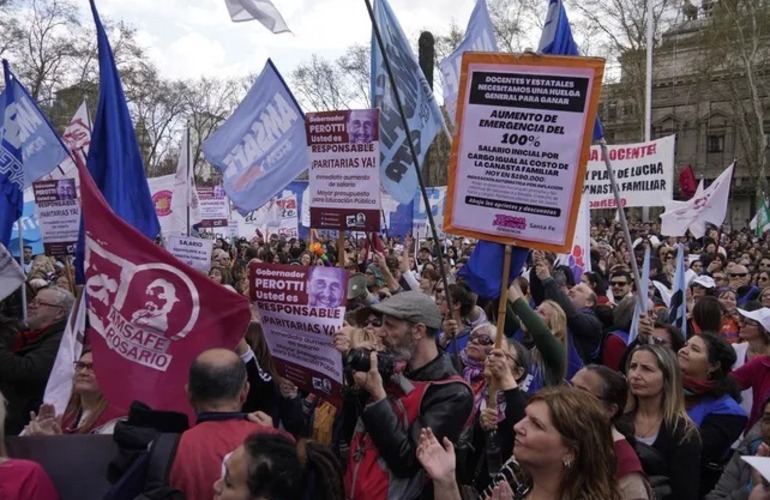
17, 218, 27, 323
642, 0, 654, 224
600, 139, 646, 315
186, 126, 191, 237
364, 0, 457, 335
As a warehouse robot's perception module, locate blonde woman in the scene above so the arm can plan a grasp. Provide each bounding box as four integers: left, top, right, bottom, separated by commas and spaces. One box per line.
621, 345, 702, 500
508, 283, 569, 393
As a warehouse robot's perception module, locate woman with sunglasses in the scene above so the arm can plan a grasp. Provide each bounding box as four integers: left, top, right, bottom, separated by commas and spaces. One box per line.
25, 348, 125, 435
456, 325, 530, 494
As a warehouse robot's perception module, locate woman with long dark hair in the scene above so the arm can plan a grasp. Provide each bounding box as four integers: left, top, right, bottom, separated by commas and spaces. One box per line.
677, 332, 747, 495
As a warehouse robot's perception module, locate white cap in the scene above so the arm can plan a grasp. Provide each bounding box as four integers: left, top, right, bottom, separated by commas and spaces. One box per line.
737, 308, 770, 333
692, 276, 716, 289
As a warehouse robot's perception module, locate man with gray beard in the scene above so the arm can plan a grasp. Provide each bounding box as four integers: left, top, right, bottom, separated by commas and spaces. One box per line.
345, 291, 473, 500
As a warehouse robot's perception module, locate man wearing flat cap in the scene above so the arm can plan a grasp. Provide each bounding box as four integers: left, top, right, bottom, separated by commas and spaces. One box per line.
344, 291, 473, 500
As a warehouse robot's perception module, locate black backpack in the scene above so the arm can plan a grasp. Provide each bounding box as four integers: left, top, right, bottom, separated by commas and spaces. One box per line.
103, 401, 189, 500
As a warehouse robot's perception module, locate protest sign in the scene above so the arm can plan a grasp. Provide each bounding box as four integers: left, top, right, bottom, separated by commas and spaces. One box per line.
249, 262, 347, 405
166, 235, 213, 272
31, 179, 80, 256
445, 52, 604, 252
307, 109, 380, 231
583, 135, 675, 209
197, 185, 230, 228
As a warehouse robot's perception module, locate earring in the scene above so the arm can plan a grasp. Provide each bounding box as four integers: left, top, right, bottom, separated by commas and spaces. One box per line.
563, 458, 573, 468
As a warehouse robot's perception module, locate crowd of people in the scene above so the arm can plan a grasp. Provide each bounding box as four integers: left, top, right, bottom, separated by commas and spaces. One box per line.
3, 218, 770, 500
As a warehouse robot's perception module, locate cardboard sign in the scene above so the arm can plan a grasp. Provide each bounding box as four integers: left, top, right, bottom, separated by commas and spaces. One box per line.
166, 235, 213, 272
249, 262, 347, 405
584, 135, 675, 209
307, 109, 381, 231
445, 52, 604, 252
197, 186, 229, 228
32, 179, 80, 256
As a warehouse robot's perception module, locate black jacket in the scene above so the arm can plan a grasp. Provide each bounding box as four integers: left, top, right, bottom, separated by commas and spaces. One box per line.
359, 352, 473, 499
541, 277, 603, 364
0, 319, 66, 435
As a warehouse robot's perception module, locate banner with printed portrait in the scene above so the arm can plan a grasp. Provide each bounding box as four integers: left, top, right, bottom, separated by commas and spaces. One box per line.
32, 179, 80, 256
307, 109, 380, 231
249, 262, 347, 405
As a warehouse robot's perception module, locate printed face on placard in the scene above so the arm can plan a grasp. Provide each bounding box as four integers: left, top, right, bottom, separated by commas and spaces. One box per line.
307, 266, 344, 308
348, 109, 376, 144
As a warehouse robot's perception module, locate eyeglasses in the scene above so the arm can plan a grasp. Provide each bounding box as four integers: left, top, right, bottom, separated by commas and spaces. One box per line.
73, 361, 95, 373
739, 319, 760, 328
30, 299, 64, 309
651, 336, 672, 346
363, 317, 382, 327
470, 332, 494, 346
610, 281, 628, 287
760, 276, 770, 282
730, 273, 748, 278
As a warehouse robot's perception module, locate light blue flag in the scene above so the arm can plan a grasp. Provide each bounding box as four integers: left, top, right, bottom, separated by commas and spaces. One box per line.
0, 60, 68, 247
667, 243, 688, 339
371, 0, 448, 204
202, 59, 308, 216
438, 0, 498, 124
628, 247, 651, 345
538, 0, 604, 141
9, 200, 44, 256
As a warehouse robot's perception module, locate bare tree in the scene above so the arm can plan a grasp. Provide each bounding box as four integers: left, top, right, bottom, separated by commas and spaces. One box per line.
693, 1, 770, 192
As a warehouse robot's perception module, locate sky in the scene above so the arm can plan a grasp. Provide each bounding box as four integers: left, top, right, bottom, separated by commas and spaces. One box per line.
93, 0, 481, 82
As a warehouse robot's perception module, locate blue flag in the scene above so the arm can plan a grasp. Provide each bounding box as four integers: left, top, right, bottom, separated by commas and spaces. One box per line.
667, 243, 688, 338
538, 0, 604, 141
438, 0, 498, 124
459, 241, 529, 299
628, 247, 651, 345
202, 59, 308, 216
371, 0, 448, 204
76, 0, 160, 280
0, 60, 68, 247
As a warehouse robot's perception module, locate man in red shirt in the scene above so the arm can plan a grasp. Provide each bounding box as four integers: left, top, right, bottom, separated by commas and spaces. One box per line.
168, 348, 292, 500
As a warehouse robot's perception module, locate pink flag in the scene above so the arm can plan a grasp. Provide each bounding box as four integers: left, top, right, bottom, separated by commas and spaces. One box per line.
79, 158, 250, 420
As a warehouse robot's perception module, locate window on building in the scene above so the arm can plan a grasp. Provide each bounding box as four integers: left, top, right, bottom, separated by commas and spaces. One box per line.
707, 134, 724, 153
623, 103, 634, 116
607, 101, 618, 120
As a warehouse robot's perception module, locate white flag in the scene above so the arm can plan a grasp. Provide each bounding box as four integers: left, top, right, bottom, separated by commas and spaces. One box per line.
556, 194, 591, 282
172, 129, 202, 232
225, 0, 291, 33
661, 162, 734, 238
0, 243, 25, 302
43, 100, 92, 182
43, 293, 87, 415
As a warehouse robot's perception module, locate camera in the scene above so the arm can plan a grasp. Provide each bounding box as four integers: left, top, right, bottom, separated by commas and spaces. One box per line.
345, 348, 396, 386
